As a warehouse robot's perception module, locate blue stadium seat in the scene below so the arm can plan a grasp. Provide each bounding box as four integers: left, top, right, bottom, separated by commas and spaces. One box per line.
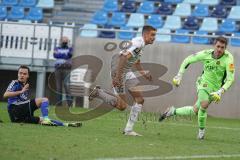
231, 32, 240, 47
146, 14, 163, 28
228, 6, 240, 20
19, 0, 37, 7
173, 3, 191, 16
201, 0, 219, 5
137, 1, 155, 14
36, 0, 54, 8
157, 2, 173, 15
156, 28, 171, 42
0, 6, 7, 20
192, 4, 209, 17
164, 0, 183, 3
183, 16, 199, 30
183, 0, 200, 4
126, 13, 144, 28
199, 17, 218, 32
172, 29, 190, 43
108, 12, 126, 27
91, 10, 108, 26
148, 0, 164, 1
103, 0, 118, 12
118, 26, 135, 40
163, 15, 181, 30
99, 25, 115, 39
136, 27, 143, 37
219, 19, 237, 33
25, 7, 43, 21
192, 30, 210, 44
2, 0, 18, 6
211, 5, 227, 18
220, 0, 236, 5
7, 6, 24, 20
120, 1, 136, 13
80, 24, 98, 38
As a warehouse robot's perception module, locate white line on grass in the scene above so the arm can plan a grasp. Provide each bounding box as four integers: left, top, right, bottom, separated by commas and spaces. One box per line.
97, 154, 240, 160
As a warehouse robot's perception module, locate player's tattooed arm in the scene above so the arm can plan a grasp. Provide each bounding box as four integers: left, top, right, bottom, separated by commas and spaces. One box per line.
113, 52, 132, 86
134, 60, 152, 81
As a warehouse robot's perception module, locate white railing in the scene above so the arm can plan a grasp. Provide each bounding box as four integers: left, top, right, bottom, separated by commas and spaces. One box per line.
0, 21, 76, 61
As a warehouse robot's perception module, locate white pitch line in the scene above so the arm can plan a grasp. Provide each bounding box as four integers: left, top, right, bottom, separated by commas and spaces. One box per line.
97, 154, 240, 160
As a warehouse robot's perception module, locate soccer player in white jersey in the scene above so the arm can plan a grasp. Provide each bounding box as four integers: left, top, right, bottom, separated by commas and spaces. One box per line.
89, 25, 157, 136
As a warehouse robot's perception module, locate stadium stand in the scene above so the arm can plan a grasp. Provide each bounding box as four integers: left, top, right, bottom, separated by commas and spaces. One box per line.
173, 3, 191, 16
76, 0, 240, 46
91, 10, 108, 26
102, 0, 118, 12
80, 23, 98, 38
118, 26, 135, 40
157, 2, 174, 15
2, 0, 18, 6
108, 12, 126, 27
0, 6, 7, 20
7, 6, 25, 20
172, 29, 190, 43
19, 0, 37, 8
183, 16, 199, 30
156, 28, 171, 42
192, 4, 209, 17
146, 14, 163, 28
25, 7, 43, 22
126, 13, 145, 28
137, 1, 155, 14
192, 30, 210, 44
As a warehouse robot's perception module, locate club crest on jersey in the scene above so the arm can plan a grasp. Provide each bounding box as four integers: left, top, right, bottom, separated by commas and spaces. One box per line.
216, 61, 220, 65
133, 48, 141, 55
229, 63, 234, 72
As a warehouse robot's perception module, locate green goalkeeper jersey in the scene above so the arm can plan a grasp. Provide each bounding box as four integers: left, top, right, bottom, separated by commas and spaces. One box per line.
178, 49, 235, 93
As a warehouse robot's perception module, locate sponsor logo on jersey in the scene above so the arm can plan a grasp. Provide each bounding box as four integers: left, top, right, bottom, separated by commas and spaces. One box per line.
229, 63, 234, 72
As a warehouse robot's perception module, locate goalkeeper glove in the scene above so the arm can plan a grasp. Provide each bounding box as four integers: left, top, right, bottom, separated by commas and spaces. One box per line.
172, 73, 182, 87
210, 88, 225, 103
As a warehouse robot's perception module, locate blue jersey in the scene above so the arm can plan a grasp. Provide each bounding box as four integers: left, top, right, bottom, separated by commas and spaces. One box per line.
53, 46, 73, 68
6, 80, 29, 108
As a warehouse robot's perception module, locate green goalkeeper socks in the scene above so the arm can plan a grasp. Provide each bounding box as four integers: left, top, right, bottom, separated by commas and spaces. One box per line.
198, 107, 207, 129
175, 106, 195, 116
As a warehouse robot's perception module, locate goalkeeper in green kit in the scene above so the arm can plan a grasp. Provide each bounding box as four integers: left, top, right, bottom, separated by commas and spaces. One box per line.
159, 36, 235, 140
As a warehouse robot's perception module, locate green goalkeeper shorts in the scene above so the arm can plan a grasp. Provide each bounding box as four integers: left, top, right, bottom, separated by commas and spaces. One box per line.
195, 89, 212, 109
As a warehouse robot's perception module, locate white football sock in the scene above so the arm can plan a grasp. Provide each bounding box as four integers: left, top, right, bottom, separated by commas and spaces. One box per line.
124, 103, 142, 132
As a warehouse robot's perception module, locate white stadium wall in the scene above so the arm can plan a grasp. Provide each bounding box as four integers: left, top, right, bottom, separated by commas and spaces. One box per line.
75, 37, 240, 119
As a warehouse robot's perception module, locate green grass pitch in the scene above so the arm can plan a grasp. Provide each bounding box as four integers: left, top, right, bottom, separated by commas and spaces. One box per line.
0, 103, 240, 160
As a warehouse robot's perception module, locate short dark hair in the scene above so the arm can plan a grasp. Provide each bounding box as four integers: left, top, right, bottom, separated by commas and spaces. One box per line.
214, 36, 228, 47
18, 65, 30, 74
142, 25, 156, 34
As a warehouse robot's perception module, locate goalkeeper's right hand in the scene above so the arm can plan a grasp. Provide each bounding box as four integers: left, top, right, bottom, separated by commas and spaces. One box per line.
172, 73, 182, 87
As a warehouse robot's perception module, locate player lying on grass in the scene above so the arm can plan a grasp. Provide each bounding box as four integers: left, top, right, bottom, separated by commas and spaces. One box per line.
3, 65, 81, 127
89, 25, 157, 136
159, 36, 235, 140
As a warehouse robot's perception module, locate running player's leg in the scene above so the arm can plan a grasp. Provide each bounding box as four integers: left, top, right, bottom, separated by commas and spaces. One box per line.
195, 89, 211, 140
159, 103, 198, 121
89, 85, 128, 110
123, 73, 143, 136
124, 86, 143, 136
